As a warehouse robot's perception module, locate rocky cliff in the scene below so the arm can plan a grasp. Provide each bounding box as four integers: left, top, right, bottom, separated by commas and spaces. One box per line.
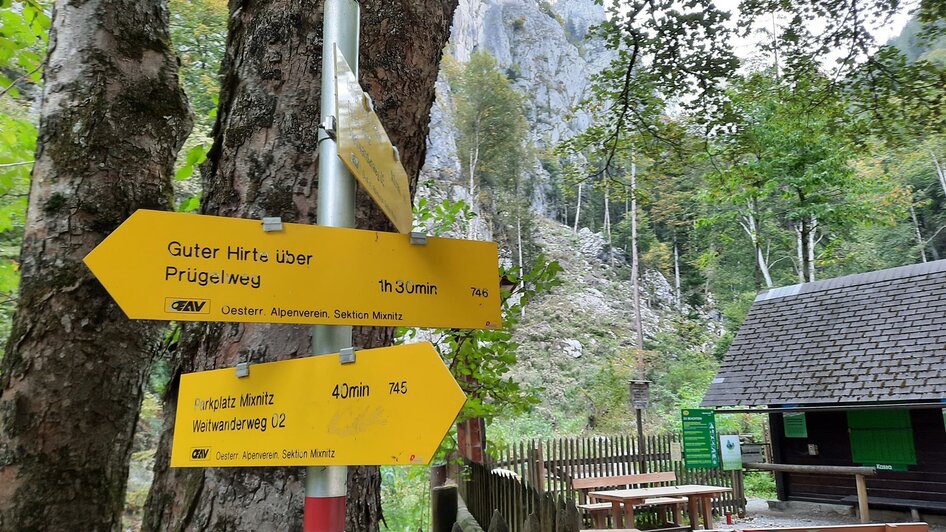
422, 0, 613, 219
419, 0, 726, 436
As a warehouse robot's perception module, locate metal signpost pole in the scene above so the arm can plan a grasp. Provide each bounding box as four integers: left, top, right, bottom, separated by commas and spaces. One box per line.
307, 0, 359, 530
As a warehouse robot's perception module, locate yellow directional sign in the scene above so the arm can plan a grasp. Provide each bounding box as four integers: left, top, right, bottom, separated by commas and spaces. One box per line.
83, 209, 501, 329
335, 45, 413, 234
170, 342, 466, 467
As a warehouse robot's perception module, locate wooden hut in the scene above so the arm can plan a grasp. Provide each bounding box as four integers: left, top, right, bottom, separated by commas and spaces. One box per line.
703, 260, 946, 514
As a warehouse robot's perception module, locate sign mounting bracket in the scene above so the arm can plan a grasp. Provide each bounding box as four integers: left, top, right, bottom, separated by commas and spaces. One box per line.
409, 232, 427, 246
339, 346, 357, 364
262, 216, 283, 232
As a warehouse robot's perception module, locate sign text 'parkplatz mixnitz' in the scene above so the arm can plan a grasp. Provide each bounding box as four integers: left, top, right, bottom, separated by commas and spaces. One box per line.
171, 342, 466, 467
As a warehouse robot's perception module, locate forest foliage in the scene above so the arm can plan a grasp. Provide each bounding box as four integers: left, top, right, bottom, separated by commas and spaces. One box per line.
1, 0, 945, 527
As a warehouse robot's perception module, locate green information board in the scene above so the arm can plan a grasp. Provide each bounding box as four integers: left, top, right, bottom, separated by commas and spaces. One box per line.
784, 412, 808, 438
848, 409, 916, 470
681, 409, 719, 469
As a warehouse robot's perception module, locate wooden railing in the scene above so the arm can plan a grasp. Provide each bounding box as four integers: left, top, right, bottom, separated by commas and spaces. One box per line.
458, 434, 747, 531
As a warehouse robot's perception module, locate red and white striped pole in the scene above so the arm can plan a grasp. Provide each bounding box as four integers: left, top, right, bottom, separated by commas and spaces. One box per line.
304, 466, 348, 532
307, 0, 359, 530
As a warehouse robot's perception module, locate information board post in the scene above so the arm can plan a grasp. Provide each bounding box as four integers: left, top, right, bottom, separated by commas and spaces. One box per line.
308, 1, 360, 530
629, 380, 650, 473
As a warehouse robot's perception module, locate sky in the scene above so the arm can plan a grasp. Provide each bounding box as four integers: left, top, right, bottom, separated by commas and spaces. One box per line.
715, 0, 916, 61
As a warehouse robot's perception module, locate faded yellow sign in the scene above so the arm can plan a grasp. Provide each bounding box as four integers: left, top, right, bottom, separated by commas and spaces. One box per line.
170, 342, 467, 467
335, 45, 413, 234
83, 209, 501, 329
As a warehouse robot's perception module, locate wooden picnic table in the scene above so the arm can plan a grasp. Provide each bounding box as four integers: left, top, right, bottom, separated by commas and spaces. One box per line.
588, 484, 732, 530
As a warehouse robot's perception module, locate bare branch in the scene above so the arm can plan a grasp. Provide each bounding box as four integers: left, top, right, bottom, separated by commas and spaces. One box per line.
0, 64, 43, 99
0, 161, 34, 169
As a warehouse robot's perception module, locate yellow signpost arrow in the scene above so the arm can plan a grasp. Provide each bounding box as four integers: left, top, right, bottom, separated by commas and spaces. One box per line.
335, 45, 413, 234
83, 209, 501, 329
170, 342, 466, 467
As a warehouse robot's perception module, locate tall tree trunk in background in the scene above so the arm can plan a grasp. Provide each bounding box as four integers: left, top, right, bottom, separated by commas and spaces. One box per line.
794, 189, 812, 284
0, 1, 191, 529
807, 215, 817, 283
630, 156, 644, 355
795, 221, 805, 284
929, 147, 946, 199
795, 215, 815, 284
573, 181, 582, 232
467, 126, 479, 239
603, 179, 612, 263
673, 237, 681, 309
738, 200, 773, 289
910, 203, 928, 262
142, 1, 456, 530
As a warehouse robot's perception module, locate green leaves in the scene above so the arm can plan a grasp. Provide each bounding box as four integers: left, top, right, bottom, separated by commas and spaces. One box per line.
0, 1, 48, 94
412, 194, 473, 237
177, 194, 200, 213
175, 143, 208, 181
396, 253, 561, 458
169, 0, 227, 128
0, 1, 48, 343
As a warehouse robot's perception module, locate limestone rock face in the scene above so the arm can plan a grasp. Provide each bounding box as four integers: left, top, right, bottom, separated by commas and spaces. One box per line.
422, 0, 613, 217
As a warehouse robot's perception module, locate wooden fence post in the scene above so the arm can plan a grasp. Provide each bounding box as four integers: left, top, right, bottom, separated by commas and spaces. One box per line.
530, 442, 546, 494
522, 513, 541, 532
488, 509, 509, 532
432, 485, 458, 532
565, 499, 581, 532
733, 469, 746, 515
856, 474, 870, 524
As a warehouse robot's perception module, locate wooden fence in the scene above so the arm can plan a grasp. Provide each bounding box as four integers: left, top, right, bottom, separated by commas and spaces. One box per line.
458, 434, 746, 531
460, 459, 582, 532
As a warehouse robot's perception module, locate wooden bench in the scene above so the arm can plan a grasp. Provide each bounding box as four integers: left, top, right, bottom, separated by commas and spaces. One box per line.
571, 472, 687, 529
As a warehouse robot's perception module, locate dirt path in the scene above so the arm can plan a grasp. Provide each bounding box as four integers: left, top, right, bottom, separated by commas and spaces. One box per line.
724, 499, 946, 532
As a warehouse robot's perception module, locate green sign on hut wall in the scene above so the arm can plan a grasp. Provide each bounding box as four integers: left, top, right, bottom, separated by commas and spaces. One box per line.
681, 409, 719, 469
784, 412, 808, 438
848, 409, 917, 472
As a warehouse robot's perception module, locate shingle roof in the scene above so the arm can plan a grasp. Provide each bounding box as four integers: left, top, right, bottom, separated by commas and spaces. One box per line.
702, 260, 946, 407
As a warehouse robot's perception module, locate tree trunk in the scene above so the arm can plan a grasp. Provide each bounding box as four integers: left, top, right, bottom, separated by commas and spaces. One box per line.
739, 200, 773, 289
573, 181, 582, 232
630, 155, 644, 361
808, 215, 818, 283
910, 203, 928, 263
0, 0, 191, 529
795, 221, 805, 284
603, 179, 612, 263
142, 1, 456, 531
673, 237, 682, 309
795, 215, 816, 284
929, 146, 946, 200
467, 129, 479, 240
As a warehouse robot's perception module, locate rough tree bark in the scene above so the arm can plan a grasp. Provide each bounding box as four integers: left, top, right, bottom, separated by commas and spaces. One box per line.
0, 0, 191, 529
142, 1, 457, 530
